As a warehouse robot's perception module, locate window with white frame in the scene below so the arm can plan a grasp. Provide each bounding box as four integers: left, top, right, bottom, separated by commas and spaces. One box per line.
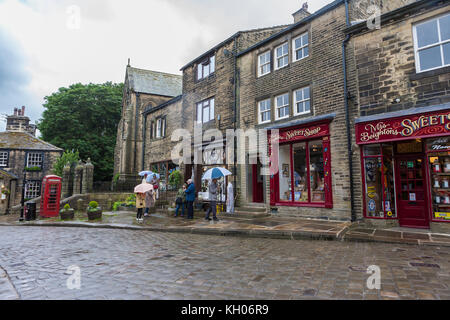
156, 117, 166, 138
275, 43, 289, 70
258, 99, 271, 124
413, 13, 450, 73
293, 32, 309, 62
275, 93, 290, 120
258, 51, 271, 77
27, 153, 43, 168
197, 98, 215, 124
0, 152, 8, 167
294, 87, 311, 116
25, 181, 41, 199
197, 55, 216, 80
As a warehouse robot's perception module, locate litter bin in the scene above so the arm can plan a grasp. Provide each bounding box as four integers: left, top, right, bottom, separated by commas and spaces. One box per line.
25, 202, 37, 221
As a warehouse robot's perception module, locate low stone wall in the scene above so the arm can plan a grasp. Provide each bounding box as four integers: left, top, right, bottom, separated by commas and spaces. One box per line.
9, 193, 133, 215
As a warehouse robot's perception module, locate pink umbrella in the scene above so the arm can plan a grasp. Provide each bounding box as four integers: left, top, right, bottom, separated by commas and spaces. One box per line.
134, 183, 154, 194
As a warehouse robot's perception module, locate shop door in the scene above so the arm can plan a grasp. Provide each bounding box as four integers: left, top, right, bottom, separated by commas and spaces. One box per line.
252, 162, 264, 203
395, 156, 430, 228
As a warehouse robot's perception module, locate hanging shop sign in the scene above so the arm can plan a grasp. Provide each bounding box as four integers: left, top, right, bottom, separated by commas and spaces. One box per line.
356, 110, 450, 145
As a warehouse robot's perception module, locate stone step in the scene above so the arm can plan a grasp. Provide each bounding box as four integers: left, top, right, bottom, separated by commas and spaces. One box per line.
222, 211, 269, 219
236, 206, 267, 213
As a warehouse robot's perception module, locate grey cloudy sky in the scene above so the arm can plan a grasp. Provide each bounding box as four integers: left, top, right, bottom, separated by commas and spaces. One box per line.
0, 0, 335, 131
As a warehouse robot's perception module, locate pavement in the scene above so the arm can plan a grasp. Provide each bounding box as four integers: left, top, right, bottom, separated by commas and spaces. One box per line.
0, 226, 449, 300
1, 209, 450, 247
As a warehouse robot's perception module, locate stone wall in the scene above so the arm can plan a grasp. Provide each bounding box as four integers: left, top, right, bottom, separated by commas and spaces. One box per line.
237, 3, 354, 221
349, 0, 419, 23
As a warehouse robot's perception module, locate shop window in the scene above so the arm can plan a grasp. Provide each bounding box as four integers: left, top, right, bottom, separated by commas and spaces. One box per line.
427, 137, 450, 221
276, 138, 329, 205
362, 144, 397, 219
309, 140, 325, 203
293, 143, 308, 202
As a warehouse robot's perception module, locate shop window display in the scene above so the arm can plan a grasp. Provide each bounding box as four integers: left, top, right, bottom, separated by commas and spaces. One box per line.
362, 144, 397, 218
427, 137, 450, 221
309, 140, 325, 203
279, 145, 292, 201
293, 143, 308, 202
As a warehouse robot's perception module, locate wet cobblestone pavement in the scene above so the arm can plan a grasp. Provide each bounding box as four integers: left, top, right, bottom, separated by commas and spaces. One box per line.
0, 226, 449, 300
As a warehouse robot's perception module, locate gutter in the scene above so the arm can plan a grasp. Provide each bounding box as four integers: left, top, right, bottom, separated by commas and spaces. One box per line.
343, 0, 356, 222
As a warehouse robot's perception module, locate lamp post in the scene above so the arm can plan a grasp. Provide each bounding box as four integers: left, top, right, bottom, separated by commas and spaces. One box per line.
19, 171, 26, 222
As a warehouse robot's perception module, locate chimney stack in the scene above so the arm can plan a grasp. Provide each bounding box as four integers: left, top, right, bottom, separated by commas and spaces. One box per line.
292, 2, 311, 23
21, 106, 25, 116
14, 108, 17, 116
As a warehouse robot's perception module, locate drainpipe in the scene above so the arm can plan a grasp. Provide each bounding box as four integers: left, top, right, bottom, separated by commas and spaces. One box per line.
343, 0, 356, 222
142, 112, 147, 172
233, 36, 239, 189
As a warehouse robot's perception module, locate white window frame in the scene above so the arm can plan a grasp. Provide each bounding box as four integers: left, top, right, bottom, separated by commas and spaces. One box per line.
0, 152, 8, 167
258, 51, 271, 77
293, 87, 311, 116
26, 152, 43, 168
275, 93, 290, 121
413, 13, 450, 73
275, 42, 289, 70
196, 98, 215, 124
156, 118, 162, 138
258, 99, 272, 124
197, 55, 216, 80
25, 180, 41, 199
292, 32, 309, 62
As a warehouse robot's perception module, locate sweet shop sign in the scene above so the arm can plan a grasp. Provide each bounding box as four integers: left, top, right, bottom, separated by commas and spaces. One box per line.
356, 110, 450, 145
274, 123, 330, 143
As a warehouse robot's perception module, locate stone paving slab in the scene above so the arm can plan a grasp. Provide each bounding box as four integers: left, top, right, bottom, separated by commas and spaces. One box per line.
0, 267, 19, 300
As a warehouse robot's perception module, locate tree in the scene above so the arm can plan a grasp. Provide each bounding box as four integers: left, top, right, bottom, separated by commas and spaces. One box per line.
52, 150, 80, 177
38, 82, 123, 181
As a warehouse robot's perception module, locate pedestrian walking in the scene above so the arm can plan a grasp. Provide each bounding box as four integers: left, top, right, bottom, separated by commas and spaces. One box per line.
205, 178, 219, 221
226, 181, 235, 214
175, 184, 187, 217
185, 179, 196, 220
136, 193, 146, 222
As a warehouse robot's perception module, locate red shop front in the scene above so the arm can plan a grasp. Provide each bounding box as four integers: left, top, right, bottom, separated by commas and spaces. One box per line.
268, 120, 333, 209
356, 107, 450, 229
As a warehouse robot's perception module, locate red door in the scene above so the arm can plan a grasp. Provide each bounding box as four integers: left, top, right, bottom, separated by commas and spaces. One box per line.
252, 163, 264, 203
395, 156, 430, 228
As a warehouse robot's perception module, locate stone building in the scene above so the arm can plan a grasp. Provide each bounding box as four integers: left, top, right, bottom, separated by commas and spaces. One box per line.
0, 107, 62, 214
113, 63, 182, 188
346, 0, 450, 232
180, 25, 289, 200
237, 0, 352, 220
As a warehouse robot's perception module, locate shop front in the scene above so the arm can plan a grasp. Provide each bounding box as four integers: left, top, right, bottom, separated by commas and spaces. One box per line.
268, 119, 333, 209
356, 106, 450, 229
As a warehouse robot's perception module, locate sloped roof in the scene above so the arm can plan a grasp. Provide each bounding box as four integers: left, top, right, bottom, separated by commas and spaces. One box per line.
0, 131, 63, 152
127, 67, 182, 97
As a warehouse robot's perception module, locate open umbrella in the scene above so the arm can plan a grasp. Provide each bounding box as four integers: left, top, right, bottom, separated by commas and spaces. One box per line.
202, 167, 232, 180
146, 173, 160, 183
134, 183, 154, 194
139, 171, 153, 177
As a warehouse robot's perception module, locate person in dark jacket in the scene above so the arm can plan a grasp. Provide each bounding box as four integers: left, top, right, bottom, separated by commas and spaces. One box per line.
185, 179, 196, 220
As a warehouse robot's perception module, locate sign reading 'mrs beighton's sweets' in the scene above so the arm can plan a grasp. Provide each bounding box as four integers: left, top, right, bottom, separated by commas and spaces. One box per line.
356, 110, 450, 145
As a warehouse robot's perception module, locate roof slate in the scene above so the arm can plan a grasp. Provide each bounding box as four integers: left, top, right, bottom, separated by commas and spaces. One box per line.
127, 67, 182, 97
0, 132, 63, 151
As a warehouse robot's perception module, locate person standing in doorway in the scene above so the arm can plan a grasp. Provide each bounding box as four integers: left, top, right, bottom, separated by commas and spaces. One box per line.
185, 179, 196, 220
205, 178, 219, 221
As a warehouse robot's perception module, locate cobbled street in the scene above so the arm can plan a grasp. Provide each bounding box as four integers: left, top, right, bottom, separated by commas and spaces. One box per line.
0, 226, 449, 300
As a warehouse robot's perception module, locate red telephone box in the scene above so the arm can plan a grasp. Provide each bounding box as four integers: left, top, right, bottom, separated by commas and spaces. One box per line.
40, 175, 62, 218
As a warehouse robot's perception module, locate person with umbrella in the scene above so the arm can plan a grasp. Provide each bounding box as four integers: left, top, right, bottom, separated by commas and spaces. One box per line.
134, 182, 154, 223
205, 178, 219, 221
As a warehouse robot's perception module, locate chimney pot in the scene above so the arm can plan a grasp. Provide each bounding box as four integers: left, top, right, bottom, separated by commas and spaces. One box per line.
22, 106, 25, 116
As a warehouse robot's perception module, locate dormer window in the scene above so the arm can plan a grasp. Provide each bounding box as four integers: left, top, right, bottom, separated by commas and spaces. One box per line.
197, 55, 216, 80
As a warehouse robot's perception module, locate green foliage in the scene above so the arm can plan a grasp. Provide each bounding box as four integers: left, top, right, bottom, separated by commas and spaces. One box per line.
25, 166, 41, 172
113, 173, 120, 184
126, 194, 136, 202
53, 150, 80, 177
38, 82, 124, 181
89, 201, 99, 209
169, 170, 182, 189
64, 204, 71, 210
112, 201, 122, 211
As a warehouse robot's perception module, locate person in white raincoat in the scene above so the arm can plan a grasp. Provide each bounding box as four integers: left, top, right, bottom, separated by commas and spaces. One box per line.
226, 182, 235, 214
